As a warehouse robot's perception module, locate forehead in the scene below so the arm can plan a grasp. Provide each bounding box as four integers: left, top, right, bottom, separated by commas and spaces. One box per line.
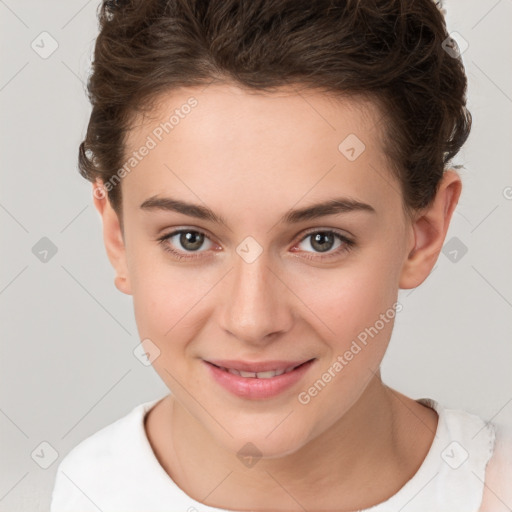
126, 83, 383, 152
121, 83, 400, 217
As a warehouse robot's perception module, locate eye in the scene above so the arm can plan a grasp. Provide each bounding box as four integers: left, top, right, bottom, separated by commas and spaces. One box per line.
156, 228, 215, 260
293, 230, 355, 261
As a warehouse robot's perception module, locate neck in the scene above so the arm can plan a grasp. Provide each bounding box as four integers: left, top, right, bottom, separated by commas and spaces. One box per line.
157, 374, 437, 511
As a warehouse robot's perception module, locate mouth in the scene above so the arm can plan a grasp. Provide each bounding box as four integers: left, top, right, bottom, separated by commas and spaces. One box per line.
203, 358, 316, 399
206, 359, 314, 379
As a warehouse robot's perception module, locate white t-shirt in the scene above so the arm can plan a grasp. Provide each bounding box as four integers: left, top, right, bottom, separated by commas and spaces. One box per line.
50, 396, 512, 512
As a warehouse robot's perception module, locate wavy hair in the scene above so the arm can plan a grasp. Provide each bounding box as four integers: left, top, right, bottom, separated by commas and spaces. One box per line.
79, 0, 471, 219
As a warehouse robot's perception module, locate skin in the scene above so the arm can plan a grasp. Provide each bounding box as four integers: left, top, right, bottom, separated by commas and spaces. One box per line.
93, 83, 461, 511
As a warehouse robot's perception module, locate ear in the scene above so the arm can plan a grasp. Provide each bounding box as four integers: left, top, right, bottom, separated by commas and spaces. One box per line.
399, 169, 462, 289
92, 181, 132, 295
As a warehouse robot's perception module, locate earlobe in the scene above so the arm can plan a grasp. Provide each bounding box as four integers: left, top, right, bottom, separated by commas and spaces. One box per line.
114, 275, 131, 295
399, 170, 462, 289
92, 181, 133, 296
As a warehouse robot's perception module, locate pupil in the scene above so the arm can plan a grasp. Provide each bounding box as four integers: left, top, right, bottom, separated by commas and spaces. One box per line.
181, 231, 203, 251
312, 232, 333, 253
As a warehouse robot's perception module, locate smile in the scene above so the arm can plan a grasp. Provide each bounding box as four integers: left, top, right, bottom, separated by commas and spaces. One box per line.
203, 358, 316, 399
209, 361, 310, 379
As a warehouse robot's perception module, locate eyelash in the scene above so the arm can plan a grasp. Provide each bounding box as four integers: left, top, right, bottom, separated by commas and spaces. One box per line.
156, 228, 355, 262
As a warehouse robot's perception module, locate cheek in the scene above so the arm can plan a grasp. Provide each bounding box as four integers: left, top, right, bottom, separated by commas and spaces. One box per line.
294, 271, 399, 434
301, 253, 401, 342
304, 277, 397, 389
130, 268, 207, 390
129, 255, 205, 345
293, 248, 402, 402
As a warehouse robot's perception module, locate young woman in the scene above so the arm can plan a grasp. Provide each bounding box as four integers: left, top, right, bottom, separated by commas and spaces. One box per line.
51, 0, 511, 510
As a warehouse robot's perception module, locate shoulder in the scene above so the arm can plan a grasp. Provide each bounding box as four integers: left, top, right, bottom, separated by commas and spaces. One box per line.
404, 399, 503, 510
479, 421, 512, 511
50, 397, 162, 512
58, 398, 156, 466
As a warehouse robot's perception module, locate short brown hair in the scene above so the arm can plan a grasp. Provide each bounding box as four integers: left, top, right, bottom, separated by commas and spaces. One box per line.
79, 0, 471, 220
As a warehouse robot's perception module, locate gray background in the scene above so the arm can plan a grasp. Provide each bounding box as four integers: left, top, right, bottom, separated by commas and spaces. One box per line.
1, 1, 511, 510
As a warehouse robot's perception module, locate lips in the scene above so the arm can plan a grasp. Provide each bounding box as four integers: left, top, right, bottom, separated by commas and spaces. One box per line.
203, 358, 316, 399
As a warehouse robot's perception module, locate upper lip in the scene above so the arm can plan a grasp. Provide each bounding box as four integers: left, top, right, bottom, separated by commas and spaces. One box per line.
205, 359, 314, 373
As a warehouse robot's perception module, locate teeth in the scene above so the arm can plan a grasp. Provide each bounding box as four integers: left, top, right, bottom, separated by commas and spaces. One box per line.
220, 365, 302, 378
255, 370, 279, 379
239, 370, 257, 378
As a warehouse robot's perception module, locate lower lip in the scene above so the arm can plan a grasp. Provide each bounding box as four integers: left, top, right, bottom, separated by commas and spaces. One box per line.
203, 359, 316, 400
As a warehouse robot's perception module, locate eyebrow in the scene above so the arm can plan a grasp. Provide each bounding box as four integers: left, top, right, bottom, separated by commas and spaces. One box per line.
139, 195, 376, 226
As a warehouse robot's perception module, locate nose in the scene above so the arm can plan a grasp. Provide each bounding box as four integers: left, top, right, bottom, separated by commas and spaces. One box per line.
219, 251, 294, 347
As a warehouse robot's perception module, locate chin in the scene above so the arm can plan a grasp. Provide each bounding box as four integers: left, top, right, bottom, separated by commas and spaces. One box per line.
219, 421, 311, 461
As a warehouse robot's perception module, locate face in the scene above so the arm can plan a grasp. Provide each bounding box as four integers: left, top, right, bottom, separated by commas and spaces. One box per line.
106, 84, 416, 457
